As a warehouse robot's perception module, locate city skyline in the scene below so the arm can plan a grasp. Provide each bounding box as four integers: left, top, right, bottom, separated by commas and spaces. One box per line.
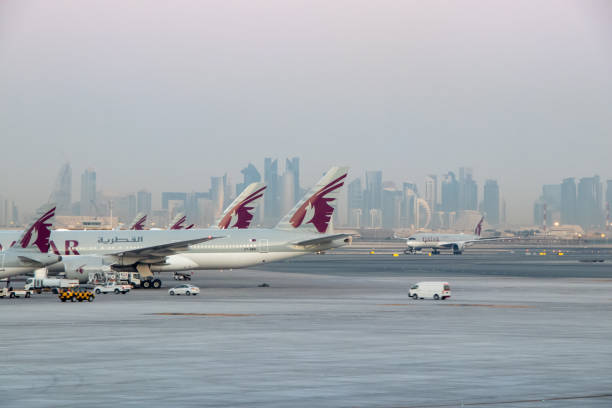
6, 158, 612, 232
1, 1, 611, 225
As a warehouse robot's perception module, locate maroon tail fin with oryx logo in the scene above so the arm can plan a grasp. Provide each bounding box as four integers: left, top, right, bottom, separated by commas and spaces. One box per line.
474, 216, 484, 236
276, 166, 349, 234
16, 204, 56, 253
169, 213, 195, 230
217, 183, 266, 229
129, 213, 147, 230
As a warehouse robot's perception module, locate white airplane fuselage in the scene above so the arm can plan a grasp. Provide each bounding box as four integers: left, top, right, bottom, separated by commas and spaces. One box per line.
405, 233, 480, 254
0, 228, 347, 279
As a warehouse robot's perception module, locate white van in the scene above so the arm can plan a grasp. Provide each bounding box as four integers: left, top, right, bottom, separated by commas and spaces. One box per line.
408, 281, 451, 300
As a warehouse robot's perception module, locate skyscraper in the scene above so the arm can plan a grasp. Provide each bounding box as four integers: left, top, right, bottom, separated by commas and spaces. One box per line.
50, 162, 72, 215
236, 163, 261, 195
542, 185, 562, 210
401, 183, 418, 228
364, 171, 382, 227
285, 157, 300, 204
210, 176, 225, 218
441, 172, 459, 213
424, 175, 437, 214
137, 190, 152, 214
606, 180, 612, 228
80, 168, 96, 216
483, 179, 500, 225
382, 188, 402, 228
280, 171, 295, 216
459, 168, 478, 211
264, 158, 279, 224
577, 176, 602, 229
347, 178, 363, 228
561, 178, 577, 225
115, 194, 137, 223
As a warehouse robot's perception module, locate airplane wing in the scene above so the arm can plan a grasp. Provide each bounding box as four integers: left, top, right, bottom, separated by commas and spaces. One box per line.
475, 237, 514, 241
109, 236, 221, 263
293, 234, 350, 247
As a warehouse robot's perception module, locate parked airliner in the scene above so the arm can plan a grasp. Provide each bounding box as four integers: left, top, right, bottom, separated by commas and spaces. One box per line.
0, 168, 349, 286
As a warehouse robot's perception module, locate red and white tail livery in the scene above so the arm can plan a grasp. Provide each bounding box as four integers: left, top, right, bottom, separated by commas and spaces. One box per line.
129, 213, 147, 230
216, 182, 266, 229
276, 166, 348, 234
169, 213, 194, 230
15, 204, 56, 253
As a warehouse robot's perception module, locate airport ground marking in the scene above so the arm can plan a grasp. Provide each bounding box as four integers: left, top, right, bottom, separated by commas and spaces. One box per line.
377, 304, 534, 309
439, 304, 533, 309
149, 313, 257, 317
393, 392, 612, 407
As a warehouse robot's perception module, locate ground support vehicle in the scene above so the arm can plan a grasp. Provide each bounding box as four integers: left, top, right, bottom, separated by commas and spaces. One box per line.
114, 272, 162, 289
25, 277, 79, 293
93, 282, 131, 295
408, 281, 451, 300
58, 287, 95, 302
0, 287, 33, 299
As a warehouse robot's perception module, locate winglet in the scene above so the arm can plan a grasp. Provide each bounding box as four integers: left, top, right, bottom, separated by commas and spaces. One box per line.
276, 166, 349, 233
474, 216, 484, 236
15, 204, 56, 253
216, 182, 266, 229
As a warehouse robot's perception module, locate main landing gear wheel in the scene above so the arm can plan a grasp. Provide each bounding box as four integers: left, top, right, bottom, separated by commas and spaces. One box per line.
152, 279, 162, 289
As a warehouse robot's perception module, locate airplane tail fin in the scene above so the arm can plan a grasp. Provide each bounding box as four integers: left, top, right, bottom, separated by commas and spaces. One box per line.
474, 216, 484, 236
275, 166, 349, 233
169, 213, 194, 230
129, 213, 147, 230
216, 182, 266, 229
14, 204, 56, 253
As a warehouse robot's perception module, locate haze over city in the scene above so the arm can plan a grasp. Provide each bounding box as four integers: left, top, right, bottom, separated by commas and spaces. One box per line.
1, 0, 611, 224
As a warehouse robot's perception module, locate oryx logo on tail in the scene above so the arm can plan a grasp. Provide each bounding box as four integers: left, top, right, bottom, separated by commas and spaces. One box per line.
218, 186, 266, 229
130, 214, 147, 230
474, 216, 484, 236
290, 173, 347, 233
19, 206, 55, 253
170, 214, 194, 230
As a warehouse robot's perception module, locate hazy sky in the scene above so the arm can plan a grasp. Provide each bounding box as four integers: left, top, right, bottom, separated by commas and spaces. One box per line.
1, 0, 611, 223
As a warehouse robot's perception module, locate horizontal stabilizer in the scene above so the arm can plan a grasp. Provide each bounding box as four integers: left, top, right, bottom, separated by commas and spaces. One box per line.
17, 256, 45, 266
293, 234, 350, 247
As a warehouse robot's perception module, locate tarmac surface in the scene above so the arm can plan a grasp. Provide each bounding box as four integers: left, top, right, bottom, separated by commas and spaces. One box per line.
1, 251, 612, 407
